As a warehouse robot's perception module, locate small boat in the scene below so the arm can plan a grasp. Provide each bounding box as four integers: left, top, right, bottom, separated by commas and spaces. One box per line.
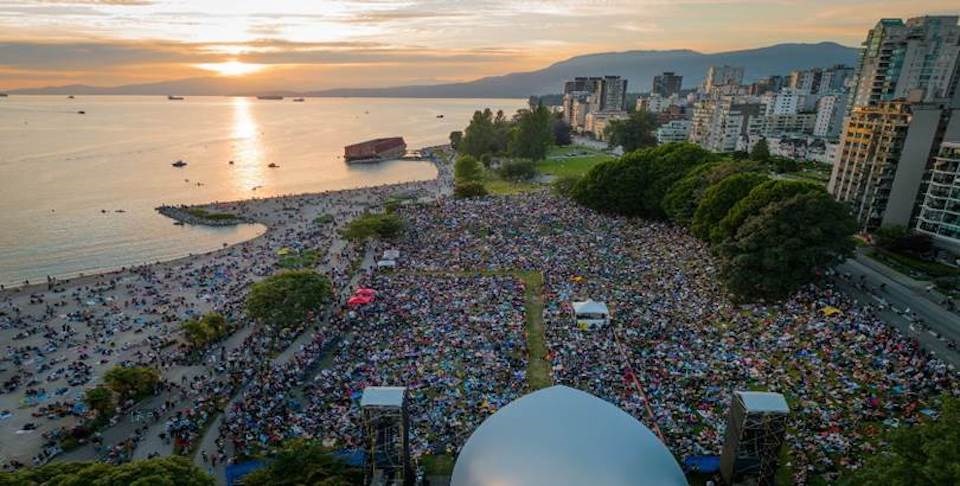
172, 160, 187, 168
114, 209, 126, 213
173, 221, 185, 226
167, 95, 184, 101
67, 95, 75, 99
0, 93, 7, 97
228, 160, 234, 165
257, 95, 283, 100
292, 98, 305, 102
77, 111, 86, 115
436, 114, 444, 118
268, 163, 279, 168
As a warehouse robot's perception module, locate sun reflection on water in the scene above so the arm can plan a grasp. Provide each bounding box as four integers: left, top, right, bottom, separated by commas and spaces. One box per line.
230, 97, 265, 196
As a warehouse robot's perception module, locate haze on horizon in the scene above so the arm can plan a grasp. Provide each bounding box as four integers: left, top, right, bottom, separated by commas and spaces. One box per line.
0, 0, 957, 91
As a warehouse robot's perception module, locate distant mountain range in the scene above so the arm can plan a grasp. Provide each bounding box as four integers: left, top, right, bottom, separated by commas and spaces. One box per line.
9, 42, 858, 98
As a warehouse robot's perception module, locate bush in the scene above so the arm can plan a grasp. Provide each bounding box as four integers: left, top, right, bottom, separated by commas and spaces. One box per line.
341, 213, 404, 241
552, 174, 582, 197
246, 270, 333, 330
84, 386, 115, 418
454, 155, 484, 182
239, 440, 362, 486
454, 181, 489, 198
497, 159, 537, 182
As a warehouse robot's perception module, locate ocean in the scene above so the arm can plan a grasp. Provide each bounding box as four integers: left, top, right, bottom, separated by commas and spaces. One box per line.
0, 95, 523, 286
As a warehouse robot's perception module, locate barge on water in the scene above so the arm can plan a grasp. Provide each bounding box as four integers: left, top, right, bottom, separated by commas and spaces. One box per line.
344, 137, 407, 164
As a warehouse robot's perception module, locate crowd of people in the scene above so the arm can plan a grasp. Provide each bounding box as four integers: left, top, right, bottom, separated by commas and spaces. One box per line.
4, 147, 958, 484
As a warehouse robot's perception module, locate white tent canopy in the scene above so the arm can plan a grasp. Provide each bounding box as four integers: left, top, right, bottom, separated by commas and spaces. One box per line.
572, 299, 610, 329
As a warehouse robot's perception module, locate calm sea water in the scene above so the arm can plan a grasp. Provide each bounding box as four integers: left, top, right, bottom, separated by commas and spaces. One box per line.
0, 95, 523, 286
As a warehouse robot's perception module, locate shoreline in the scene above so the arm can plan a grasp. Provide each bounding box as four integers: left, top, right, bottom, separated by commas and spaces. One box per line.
0, 151, 448, 296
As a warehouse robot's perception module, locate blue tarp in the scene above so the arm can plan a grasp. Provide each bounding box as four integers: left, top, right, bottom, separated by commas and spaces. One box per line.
683, 455, 721, 473
333, 449, 365, 467
226, 460, 265, 486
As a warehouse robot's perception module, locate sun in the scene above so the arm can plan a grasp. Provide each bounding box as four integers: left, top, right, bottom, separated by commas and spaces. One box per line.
196, 60, 266, 76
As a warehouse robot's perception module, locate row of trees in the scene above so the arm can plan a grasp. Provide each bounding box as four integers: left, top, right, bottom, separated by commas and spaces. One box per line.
570, 143, 856, 301
451, 105, 569, 162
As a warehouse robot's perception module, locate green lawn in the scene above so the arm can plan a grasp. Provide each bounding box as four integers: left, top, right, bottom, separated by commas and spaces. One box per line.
483, 175, 539, 195
536, 155, 614, 178
517, 270, 552, 391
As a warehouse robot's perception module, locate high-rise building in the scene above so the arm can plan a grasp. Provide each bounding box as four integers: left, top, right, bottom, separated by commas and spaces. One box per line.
656, 120, 691, 144
597, 75, 628, 112
828, 15, 960, 232
703, 65, 744, 93
652, 72, 683, 97
828, 102, 954, 230
916, 142, 960, 248
850, 16, 960, 109
814, 94, 849, 138
561, 75, 628, 131
689, 97, 763, 152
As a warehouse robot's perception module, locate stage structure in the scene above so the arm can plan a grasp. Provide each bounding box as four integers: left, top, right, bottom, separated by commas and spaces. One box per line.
361, 386, 412, 486
720, 391, 790, 486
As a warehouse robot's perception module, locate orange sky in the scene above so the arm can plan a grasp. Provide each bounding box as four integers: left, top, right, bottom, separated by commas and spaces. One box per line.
0, 0, 957, 90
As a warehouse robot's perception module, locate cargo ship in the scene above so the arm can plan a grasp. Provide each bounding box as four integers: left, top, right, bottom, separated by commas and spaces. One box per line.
344, 137, 407, 164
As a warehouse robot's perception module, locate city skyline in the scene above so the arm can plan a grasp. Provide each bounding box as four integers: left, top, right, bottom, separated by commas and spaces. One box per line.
1, 0, 958, 90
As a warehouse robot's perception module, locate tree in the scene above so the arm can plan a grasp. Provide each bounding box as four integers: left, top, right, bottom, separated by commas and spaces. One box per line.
454, 155, 484, 183
572, 143, 717, 218
104, 366, 160, 402
341, 213, 404, 241
459, 109, 499, 158
498, 159, 537, 182
181, 312, 229, 348
718, 190, 856, 301
448, 130, 463, 151
604, 110, 659, 152
552, 117, 572, 146
750, 137, 770, 161
240, 440, 363, 486
84, 385, 115, 418
0, 456, 214, 485
841, 397, 960, 485
509, 104, 553, 160
246, 270, 333, 330
714, 179, 822, 244
454, 181, 489, 198
662, 161, 748, 226
691, 172, 769, 241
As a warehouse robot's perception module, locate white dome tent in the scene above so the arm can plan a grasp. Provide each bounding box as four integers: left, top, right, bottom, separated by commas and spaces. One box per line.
572, 299, 610, 329
451, 385, 687, 486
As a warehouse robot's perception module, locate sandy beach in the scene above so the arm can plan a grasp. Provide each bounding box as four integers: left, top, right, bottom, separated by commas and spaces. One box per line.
0, 150, 451, 468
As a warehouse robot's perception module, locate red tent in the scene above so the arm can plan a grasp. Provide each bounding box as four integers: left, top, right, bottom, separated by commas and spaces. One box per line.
348, 295, 374, 307
354, 288, 376, 298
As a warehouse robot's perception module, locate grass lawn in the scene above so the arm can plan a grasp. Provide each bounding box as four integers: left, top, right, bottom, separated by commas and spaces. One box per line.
517, 270, 552, 391
536, 154, 614, 178
484, 175, 539, 195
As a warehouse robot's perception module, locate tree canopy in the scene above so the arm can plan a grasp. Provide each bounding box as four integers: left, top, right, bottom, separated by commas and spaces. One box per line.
459, 108, 510, 158
0, 456, 214, 486
454, 155, 484, 183
662, 161, 748, 226
103, 366, 159, 403
603, 110, 659, 152
239, 441, 363, 486
341, 213, 405, 241
715, 179, 823, 243
508, 104, 553, 160
717, 189, 856, 301
180, 312, 229, 349
750, 137, 770, 161
245, 270, 333, 330
841, 397, 960, 486
691, 172, 770, 242
572, 143, 716, 218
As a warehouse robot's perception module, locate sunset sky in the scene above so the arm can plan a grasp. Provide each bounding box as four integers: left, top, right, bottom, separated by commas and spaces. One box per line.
0, 0, 957, 90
